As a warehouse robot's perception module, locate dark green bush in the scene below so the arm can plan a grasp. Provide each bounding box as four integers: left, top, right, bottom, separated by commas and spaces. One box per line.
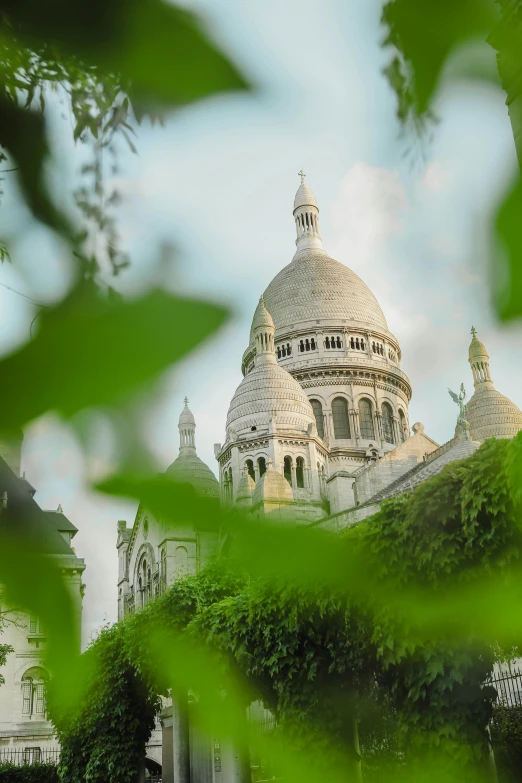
0, 762, 59, 782
491, 704, 522, 783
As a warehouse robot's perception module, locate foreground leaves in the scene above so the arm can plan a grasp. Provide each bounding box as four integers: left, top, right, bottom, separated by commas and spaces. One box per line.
0, 285, 228, 429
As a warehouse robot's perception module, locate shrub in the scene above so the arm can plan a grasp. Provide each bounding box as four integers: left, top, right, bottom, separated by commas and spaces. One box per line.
0, 763, 59, 783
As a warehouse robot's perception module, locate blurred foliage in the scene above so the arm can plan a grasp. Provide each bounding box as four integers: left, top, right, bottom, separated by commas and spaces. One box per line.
0, 764, 59, 782
381, 0, 522, 323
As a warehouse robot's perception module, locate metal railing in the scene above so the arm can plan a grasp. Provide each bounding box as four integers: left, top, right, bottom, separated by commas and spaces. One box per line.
0, 747, 60, 765
486, 660, 522, 707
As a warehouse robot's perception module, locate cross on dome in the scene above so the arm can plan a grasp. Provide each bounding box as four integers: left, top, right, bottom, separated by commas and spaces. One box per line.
298, 168, 306, 184
471, 326, 477, 337
184, 396, 189, 406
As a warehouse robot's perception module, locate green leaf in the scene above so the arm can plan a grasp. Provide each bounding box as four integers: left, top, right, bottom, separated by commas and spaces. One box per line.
3, 0, 249, 107
493, 173, 522, 321
382, 0, 498, 118
0, 286, 228, 428
0, 92, 71, 234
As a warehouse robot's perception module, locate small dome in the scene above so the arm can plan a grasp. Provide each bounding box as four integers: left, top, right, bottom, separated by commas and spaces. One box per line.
179, 397, 195, 426
469, 329, 489, 361
466, 387, 522, 442
166, 452, 219, 498
251, 296, 274, 332
226, 360, 316, 434
294, 183, 318, 211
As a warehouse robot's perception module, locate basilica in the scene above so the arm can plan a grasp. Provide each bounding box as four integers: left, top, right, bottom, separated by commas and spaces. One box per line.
116, 173, 522, 783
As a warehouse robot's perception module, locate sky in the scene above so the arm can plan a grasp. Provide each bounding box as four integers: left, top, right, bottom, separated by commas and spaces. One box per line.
0, 0, 521, 643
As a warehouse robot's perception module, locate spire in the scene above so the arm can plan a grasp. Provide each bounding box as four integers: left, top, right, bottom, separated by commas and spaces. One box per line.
251, 296, 277, 367
178, 397, 196, 453
293, 170, 322, 255
468, 327, 494, 389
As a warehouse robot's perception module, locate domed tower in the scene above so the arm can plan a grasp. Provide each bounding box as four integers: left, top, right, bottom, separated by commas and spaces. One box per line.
217, 297, 328, 522
167, 398, 219, 498
241, 173, 412, 477
466, 327, 522, 441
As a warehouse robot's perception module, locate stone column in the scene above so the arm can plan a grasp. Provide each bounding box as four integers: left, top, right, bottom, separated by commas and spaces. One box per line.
351, 409, 360, 443
326, 412, 333, 439
172, 693, 190, 783
291, 462, 297, 491
392, 416, 400, 445
254, 463, 260, 482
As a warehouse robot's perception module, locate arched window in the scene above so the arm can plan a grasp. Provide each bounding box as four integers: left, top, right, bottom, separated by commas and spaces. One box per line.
336, 336, 342, 348
305, 339, 310, 351
287, 343, 292, 356
246, 459, 255, 481
299, 340, 305, 352
22, 667, 48, 717
284, 456, 292, 485
296, 457, 305, 488
310, 399, 324, 439
399, 409, 407, 442
332, 397, 351, 439
311, 338, 316, 350
277, 346, 281, 358
381, 402, 395, 444
257, 456, 266, 477
372, 341, 376, 352
359, 399, 375, 439
350, 337, 355, 349
175, 546, 188, 578
325, 337, 330, 349
360, 339, 365, 350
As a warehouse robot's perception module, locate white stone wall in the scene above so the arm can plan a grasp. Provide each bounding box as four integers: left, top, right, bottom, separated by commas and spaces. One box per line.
353, 428, 440, 507
0, 558, 84, 751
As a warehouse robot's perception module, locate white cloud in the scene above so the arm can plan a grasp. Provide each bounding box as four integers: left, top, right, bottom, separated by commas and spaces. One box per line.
330, 163, 408, 268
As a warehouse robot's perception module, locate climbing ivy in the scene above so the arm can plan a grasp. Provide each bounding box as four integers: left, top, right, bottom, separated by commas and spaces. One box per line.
51, 436, 522, 781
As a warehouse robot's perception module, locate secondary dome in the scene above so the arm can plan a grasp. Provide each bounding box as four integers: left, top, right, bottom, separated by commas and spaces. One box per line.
167, 452, 219, 498
167, 398, 219, 498
229, 297, 316, 435
226, 360, 316, 433
466, 388, 522, 442
257, 250, 388, 337
466, 327, 522, 442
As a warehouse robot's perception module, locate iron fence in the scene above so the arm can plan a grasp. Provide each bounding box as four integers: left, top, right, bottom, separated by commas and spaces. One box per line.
486, 660, 522, 707
0, 747, 60, 765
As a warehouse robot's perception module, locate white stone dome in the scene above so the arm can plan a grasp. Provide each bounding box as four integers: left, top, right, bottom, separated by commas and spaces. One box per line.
166, 453, 219, 498
252, 250, 388, 340
226, 360, 316, 434
294, 182, 318, 210
466, 386, 522, 442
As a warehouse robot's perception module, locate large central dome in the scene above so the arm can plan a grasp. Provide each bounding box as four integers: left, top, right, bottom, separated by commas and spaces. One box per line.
260, 249, 388, 337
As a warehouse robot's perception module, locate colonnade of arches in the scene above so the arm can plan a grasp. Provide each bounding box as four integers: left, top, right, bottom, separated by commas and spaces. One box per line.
310, 396, 408, 445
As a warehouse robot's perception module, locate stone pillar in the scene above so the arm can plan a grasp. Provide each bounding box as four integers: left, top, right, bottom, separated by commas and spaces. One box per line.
254, 463, 260, 482
290, 462, 297, 492
392, 417, 400, 446
172, 694, 190, 783
326, 412, 333, 439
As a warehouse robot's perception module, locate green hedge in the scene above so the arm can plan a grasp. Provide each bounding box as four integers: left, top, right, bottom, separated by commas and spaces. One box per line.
0, 762, 59, 782
491, 704, 522, 783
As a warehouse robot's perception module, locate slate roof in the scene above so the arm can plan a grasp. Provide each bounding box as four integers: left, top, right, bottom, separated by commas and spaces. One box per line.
0, 455, 75, 555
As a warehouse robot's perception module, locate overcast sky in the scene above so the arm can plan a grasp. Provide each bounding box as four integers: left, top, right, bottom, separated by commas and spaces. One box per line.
1, 0, 520, 643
